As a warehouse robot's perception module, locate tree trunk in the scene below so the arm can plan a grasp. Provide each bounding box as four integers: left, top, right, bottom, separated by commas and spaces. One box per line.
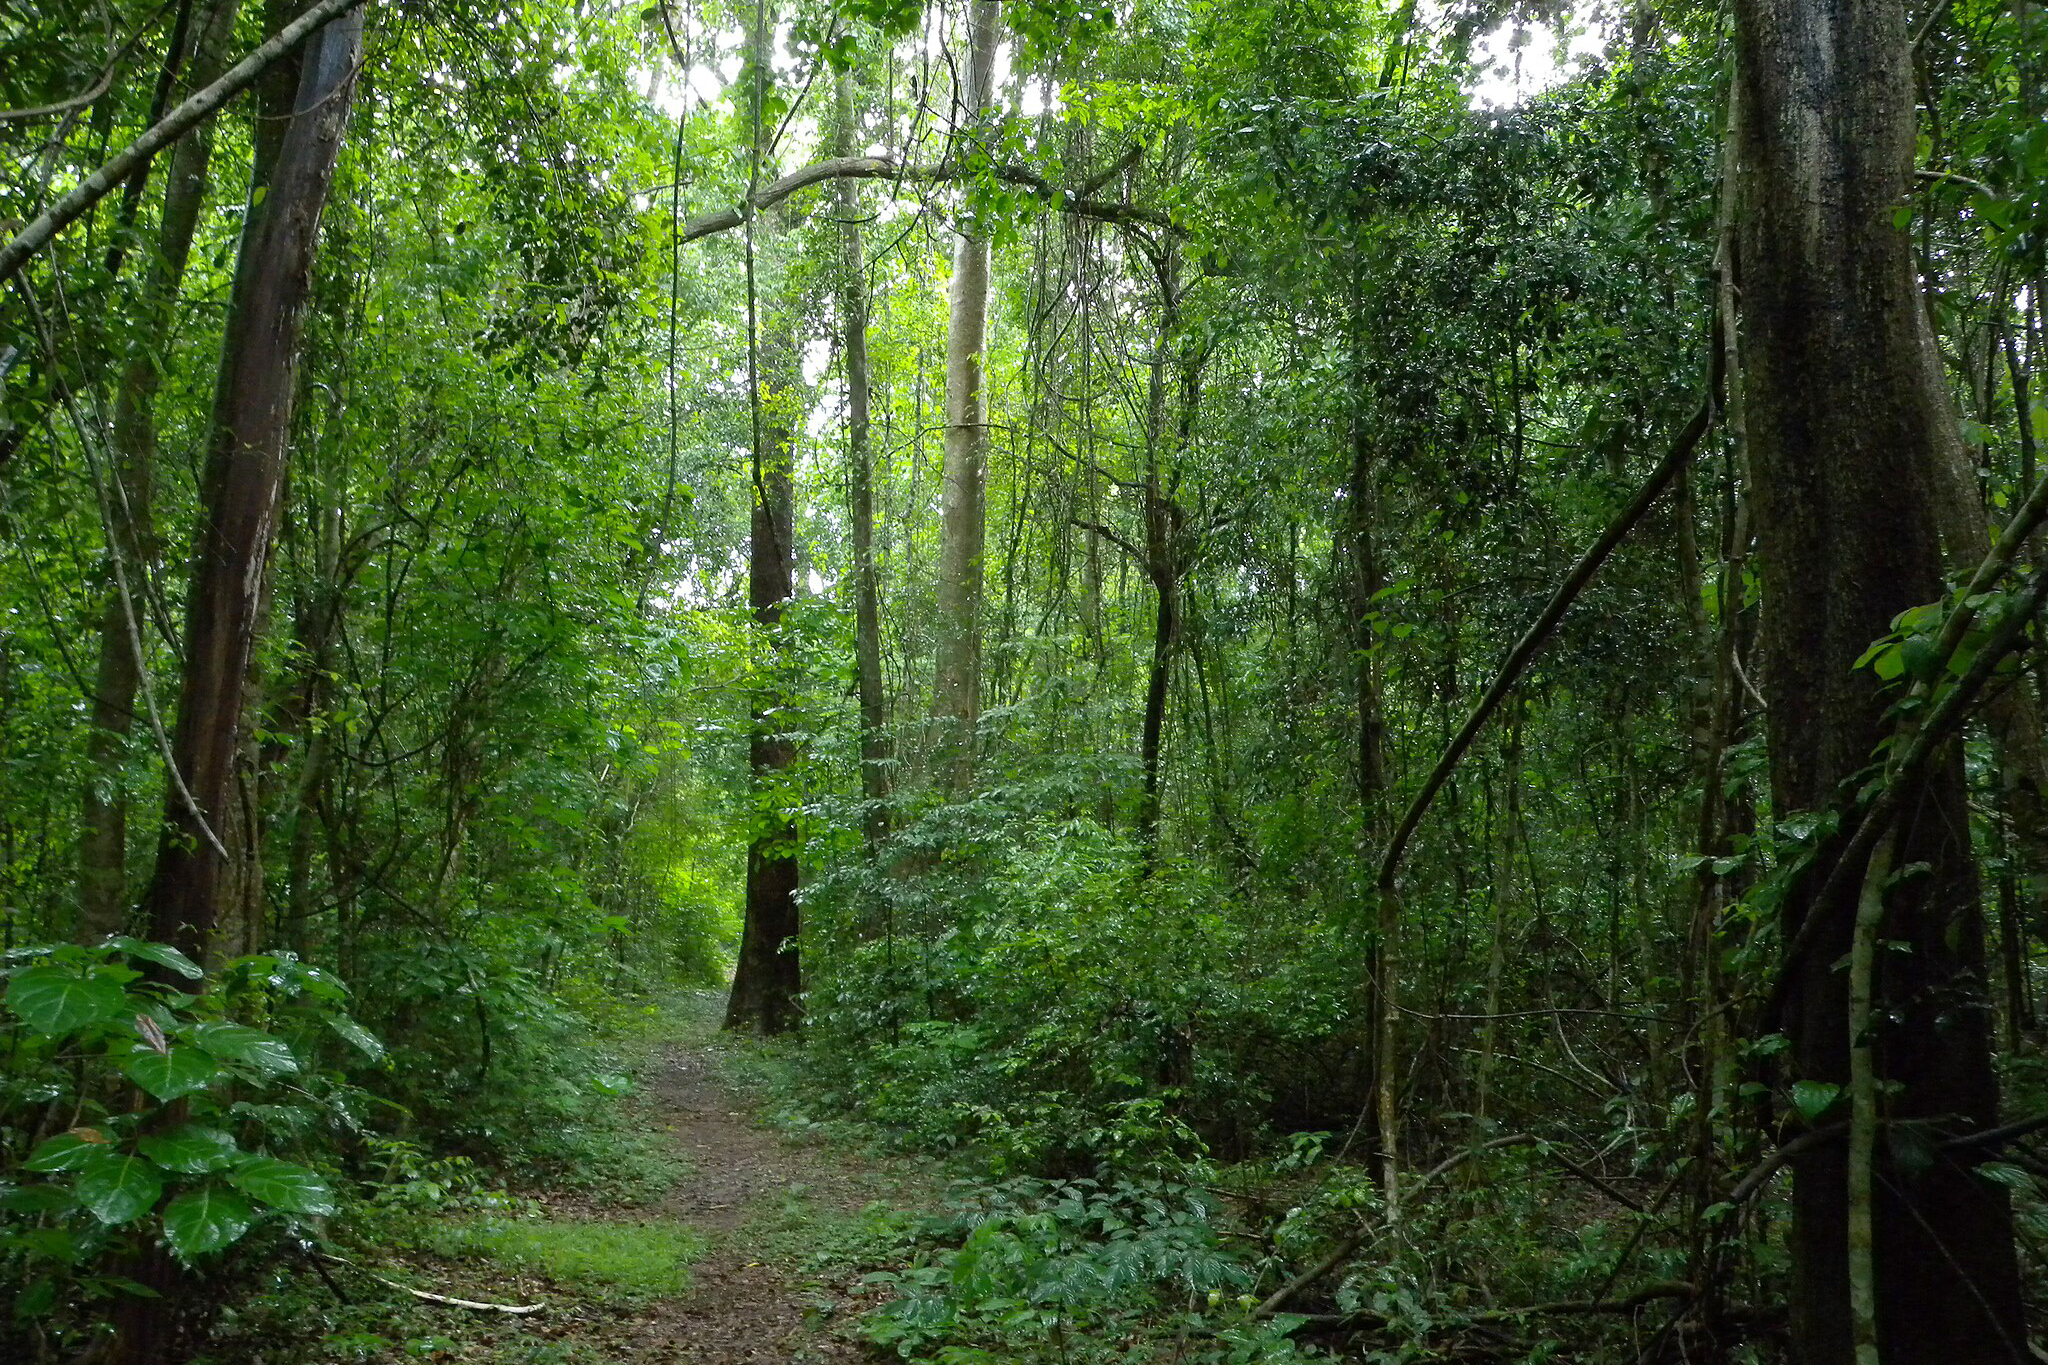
140, 4, 363, 965
837, 67, 889, 854
1732, 0, 2025, 1355
78, 0, 244, 943
930, 0, 1001, 790
725, 2, 802, 1035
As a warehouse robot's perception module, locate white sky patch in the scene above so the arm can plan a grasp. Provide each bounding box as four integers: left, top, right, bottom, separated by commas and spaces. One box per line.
1465, 16, 1609, 110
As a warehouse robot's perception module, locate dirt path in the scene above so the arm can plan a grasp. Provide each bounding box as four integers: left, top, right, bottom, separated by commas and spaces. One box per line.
325, 1018, 923, 1365
607, 1035, 902, 1364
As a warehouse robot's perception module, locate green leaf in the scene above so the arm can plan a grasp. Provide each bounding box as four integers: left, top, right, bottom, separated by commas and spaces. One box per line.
192, 1022, 298, 1076
228, 1157, 334, 1216
0, 1184, 77, 1214
161, 1187, 255, 1258
138, 1125, 239, 1175
326, 1014, 385, 1061
123, 1046, 222, 1102
25, 1130, 112, 1172
6, 966, 130, 1034
1789, 1080, 1843, 1123
106, 936, 203, 980
74, 1152, 164, 1225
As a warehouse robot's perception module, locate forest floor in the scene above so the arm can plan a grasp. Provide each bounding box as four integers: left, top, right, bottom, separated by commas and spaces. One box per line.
209, 998, 929, 1365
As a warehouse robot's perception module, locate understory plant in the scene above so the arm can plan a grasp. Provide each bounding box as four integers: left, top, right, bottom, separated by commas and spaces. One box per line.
0, 939, 380, 1356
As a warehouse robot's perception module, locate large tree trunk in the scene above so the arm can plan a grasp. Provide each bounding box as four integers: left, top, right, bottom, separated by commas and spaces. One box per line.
725, 3, 802, 1035
77, 0, 244, 942
1731, 0, 2024, 1356
140, 5, 363, 965
930, 0, 1001, 791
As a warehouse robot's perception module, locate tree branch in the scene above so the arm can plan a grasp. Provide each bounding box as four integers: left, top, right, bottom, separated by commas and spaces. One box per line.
676, 154, 1177, 245
0, 0, 369, 286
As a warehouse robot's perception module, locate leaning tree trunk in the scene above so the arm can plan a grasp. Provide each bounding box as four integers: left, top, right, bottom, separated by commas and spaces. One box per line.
1731, 0, 2025, 1357
77, 0, 244, 942
930, 0, 1001, 791
140, 4, 363, 966
724, 1, 802, 1035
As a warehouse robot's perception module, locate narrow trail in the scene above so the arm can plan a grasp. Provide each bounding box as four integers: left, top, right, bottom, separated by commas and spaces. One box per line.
370, 1012, 923, 1365
615, 1035, 895, 1364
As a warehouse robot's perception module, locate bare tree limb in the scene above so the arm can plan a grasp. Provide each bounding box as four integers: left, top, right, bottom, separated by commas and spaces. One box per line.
677, 154, 1177, 245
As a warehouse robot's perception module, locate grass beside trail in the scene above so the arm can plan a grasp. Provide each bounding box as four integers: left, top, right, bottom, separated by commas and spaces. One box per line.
425, 1213, 705, 1301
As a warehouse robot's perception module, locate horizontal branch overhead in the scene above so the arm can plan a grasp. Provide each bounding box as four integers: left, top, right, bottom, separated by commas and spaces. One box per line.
677, 154, 1176, 244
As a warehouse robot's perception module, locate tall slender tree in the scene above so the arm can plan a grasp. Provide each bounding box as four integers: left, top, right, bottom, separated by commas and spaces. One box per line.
930, 0, 1001, 790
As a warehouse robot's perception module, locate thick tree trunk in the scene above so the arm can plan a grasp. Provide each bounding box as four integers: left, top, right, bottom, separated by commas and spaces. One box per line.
930, 0, 1000, 790
725, 365, 801, 1034
1732, 0, 2025, 1356
725, 3, 802, 1035
78, 0, 244, 942
140, 5, 362, 964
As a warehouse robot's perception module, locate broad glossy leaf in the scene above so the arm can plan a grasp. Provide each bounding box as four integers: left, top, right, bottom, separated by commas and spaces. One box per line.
326, 1014, 385, 1061
228, 1156, 334, 1216
161, 1187, 255, 1257
74, 1151, 163, 1225
192, 1022, 298, 1076
6, 967, 130, 1034
123, 1046, 221, 1101
139, 1125, 239, 1174
106, 936, 204, 980
25, 1130, 111, 1172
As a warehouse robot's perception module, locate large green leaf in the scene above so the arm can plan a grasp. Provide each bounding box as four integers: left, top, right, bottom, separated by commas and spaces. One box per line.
139, 1125, 239, 1174
193, 1022, 299, 1076
161, 1187, 255, 1258
106, 936, 204, 980
326, 1014, 385, 1061
5, 967, 130, 1034
24, 1130, 112, 1172
123, 1046, 222, 1102
74, 1152, 163, 1225
1790, 1080, 1844, 1123
227, 1156, 334, 1216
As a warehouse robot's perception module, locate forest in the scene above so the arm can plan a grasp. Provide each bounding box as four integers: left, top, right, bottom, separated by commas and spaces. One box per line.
1, 0, 2045, 1360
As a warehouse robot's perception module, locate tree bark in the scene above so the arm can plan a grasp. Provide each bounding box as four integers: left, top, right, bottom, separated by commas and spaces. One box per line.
725, 1, 802, 1035
1731, 0, 2025, 1355
837, 67, 890, 855
78, 0, 244, 942
139, 3, 362, 965
930, 0, 1001, 791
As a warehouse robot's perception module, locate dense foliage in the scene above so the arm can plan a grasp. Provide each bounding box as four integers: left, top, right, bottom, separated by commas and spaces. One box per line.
2, 0, 2045, 1360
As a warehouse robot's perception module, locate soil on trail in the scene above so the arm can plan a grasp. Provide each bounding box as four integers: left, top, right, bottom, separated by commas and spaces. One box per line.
612, 1037, 902, 1364
342, 1017, 923, 1365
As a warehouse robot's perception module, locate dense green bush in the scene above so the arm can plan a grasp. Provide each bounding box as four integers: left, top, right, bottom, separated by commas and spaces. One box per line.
0, 940, 378, 1355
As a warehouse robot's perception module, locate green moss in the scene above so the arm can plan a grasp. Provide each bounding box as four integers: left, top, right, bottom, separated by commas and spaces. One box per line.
430, 1214, 705, 1300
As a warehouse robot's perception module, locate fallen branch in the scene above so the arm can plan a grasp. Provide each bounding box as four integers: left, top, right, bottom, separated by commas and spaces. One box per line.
317, 1253, 545, 1315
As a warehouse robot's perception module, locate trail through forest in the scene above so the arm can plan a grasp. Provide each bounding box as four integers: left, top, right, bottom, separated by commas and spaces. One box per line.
621, 1027, 890, 1364
315, 1005, 923, 1365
